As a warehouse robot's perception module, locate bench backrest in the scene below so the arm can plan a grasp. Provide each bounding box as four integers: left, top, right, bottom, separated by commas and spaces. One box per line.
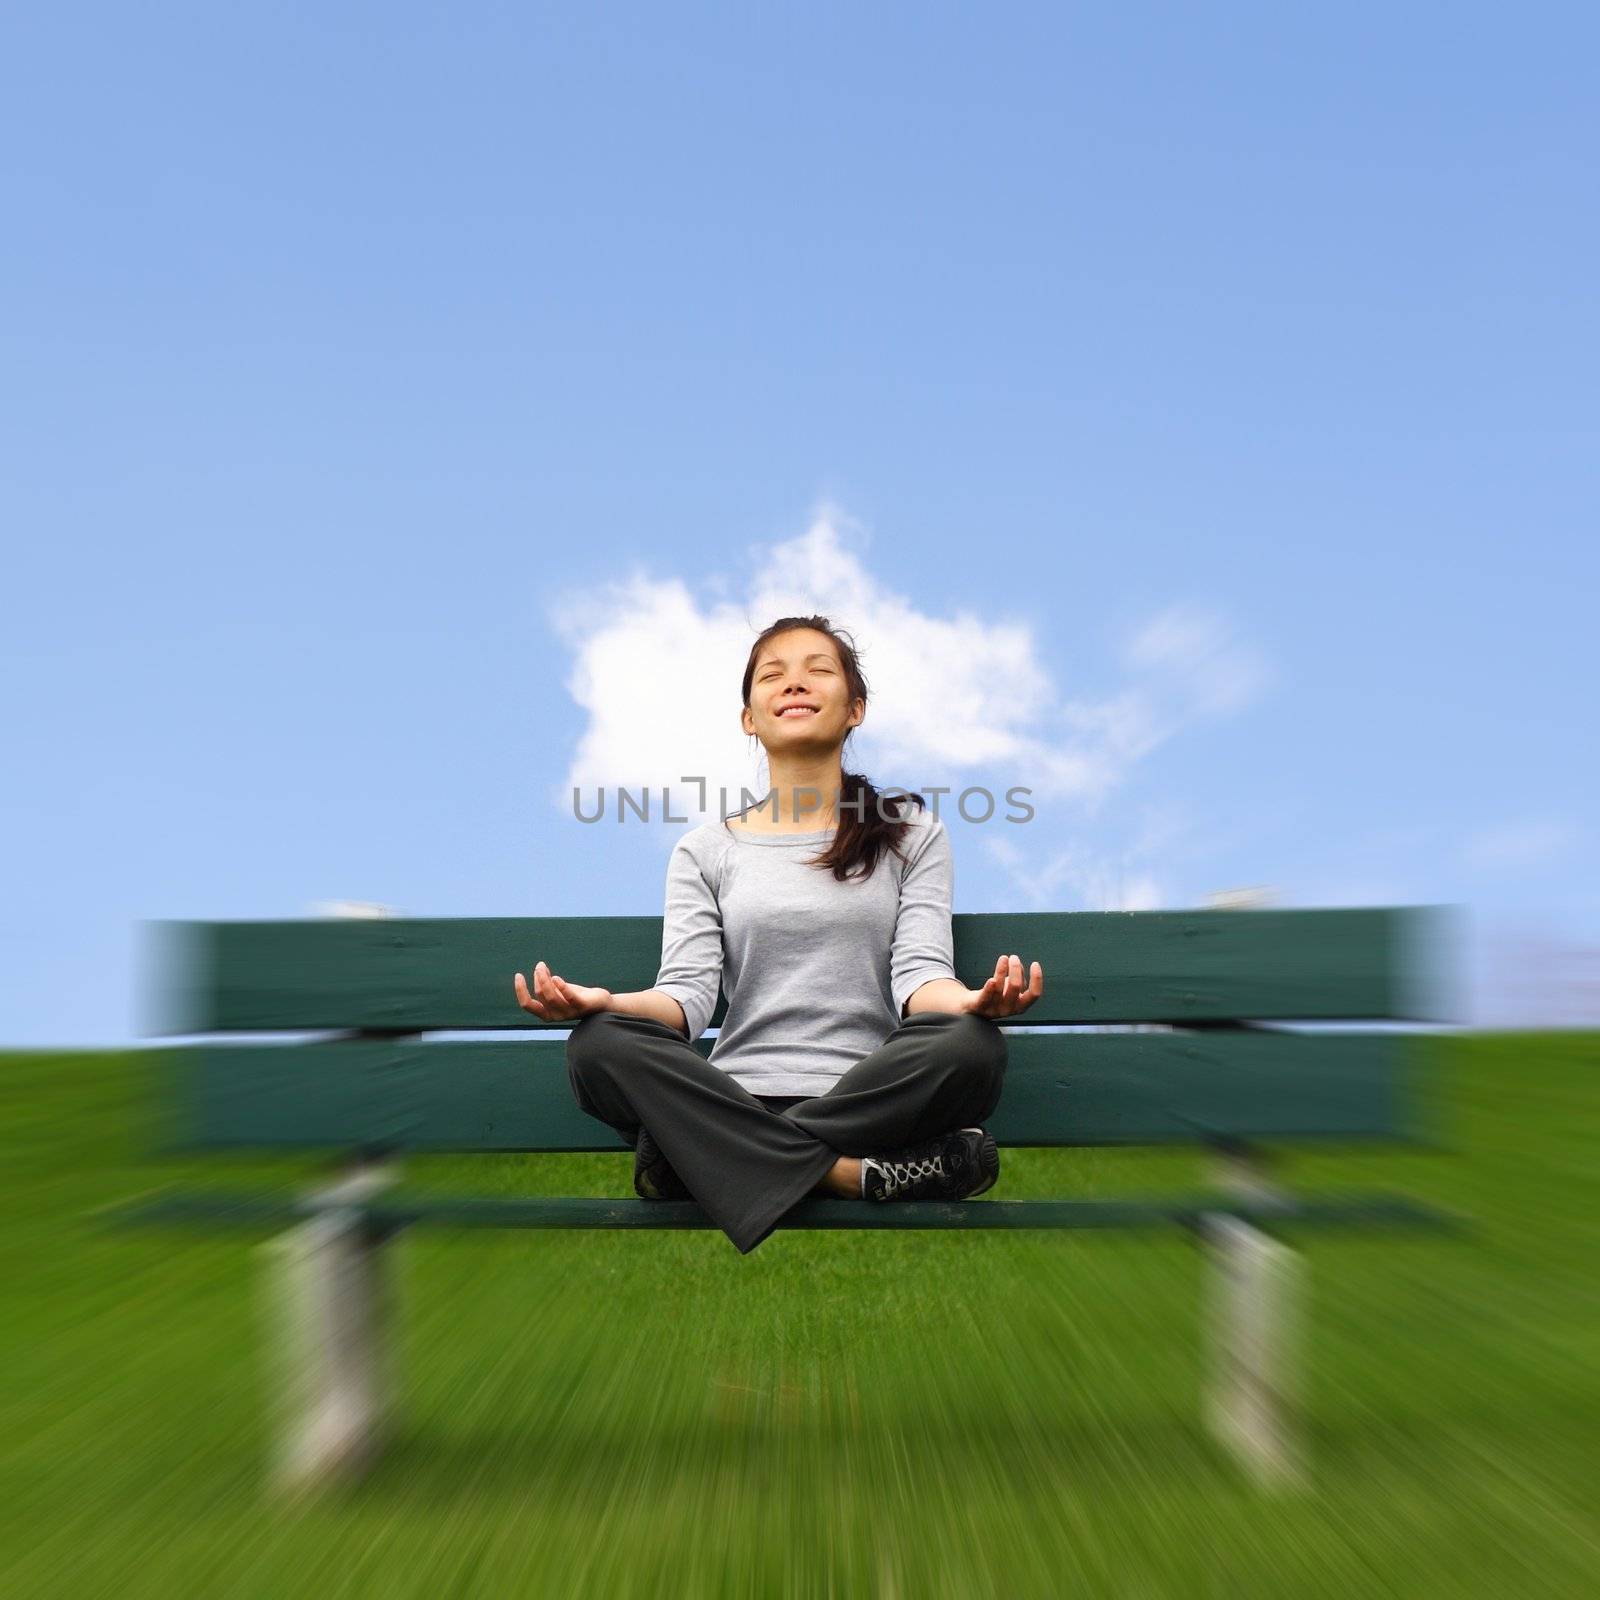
142, 908, 1451, 1155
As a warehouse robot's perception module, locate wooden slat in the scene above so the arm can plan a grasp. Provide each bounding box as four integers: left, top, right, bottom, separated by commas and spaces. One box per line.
108, 1190, 1461, 1235
143, 906, 1453, 1032
152, 1031, 1432, 1153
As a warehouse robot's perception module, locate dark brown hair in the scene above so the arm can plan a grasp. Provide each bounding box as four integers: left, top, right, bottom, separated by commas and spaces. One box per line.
736, 614, 927, 883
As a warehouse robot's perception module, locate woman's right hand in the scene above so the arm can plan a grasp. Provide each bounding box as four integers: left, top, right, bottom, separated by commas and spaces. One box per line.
513, 960, 613, 1024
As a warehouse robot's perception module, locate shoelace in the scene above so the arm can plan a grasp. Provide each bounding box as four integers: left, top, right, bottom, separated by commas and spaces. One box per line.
872, 1147, 951, 1200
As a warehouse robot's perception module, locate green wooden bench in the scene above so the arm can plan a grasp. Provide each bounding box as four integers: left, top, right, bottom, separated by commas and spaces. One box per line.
120, 904, 1459, 1492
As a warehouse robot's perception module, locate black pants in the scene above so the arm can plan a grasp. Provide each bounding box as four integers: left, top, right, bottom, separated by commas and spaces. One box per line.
565, 1009, 1008, 1254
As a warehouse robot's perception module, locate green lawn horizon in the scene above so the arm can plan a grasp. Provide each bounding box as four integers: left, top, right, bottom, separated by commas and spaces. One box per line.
2, 1032, 1596, 1597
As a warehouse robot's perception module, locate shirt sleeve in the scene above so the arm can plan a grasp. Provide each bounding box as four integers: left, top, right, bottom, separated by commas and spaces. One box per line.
890, 816, 959, 1018
652, 836, 724, 1041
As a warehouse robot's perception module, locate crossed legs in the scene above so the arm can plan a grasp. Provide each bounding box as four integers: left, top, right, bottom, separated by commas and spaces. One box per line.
565, 1009, 1007, 1253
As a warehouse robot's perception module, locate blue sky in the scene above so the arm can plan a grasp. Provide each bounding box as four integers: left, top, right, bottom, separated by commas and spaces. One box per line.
3, 4, 1595, 1045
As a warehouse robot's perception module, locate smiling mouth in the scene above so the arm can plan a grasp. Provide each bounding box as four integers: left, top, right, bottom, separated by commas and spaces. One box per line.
775, 707, 820, 718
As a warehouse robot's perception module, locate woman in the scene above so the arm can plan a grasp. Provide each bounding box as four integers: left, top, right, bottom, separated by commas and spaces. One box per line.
512, 614, 1044, 1254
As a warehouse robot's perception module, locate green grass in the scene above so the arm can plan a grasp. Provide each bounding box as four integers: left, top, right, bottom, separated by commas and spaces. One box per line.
2, 1034, 1597, 1597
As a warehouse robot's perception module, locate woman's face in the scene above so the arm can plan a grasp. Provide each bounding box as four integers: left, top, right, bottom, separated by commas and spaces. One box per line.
743, 629, 863, 752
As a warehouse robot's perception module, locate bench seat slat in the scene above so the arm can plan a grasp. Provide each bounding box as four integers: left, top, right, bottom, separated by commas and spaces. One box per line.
107, 1190, 1462, 1235
153, 1031, 1433, 1152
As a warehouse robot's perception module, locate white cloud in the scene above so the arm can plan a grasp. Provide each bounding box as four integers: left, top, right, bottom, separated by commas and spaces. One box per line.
547, 506, 1270, 893
980, 832, 1166, 911
1463, 818, 1578, 872
1122, 602, 1273, 720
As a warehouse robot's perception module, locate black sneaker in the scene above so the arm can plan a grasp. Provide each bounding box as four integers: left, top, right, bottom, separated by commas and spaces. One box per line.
633, 1127, 691, 1201
860, 1127, 999, 1202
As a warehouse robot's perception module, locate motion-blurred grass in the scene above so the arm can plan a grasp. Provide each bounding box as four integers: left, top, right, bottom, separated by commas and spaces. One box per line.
1, 1034, 1595, 1598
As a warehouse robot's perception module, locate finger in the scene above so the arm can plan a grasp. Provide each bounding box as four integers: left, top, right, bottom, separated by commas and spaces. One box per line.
513, 973, 547, 1016
1013, 960, 1043, 1011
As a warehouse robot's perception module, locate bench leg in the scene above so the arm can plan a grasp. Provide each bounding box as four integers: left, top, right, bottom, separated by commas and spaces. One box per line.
1200, 1211, 1306, 1488
260, 1169, 397, 1493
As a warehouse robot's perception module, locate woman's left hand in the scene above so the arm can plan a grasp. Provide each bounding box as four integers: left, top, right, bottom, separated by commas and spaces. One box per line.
959, 953, 1044, 1019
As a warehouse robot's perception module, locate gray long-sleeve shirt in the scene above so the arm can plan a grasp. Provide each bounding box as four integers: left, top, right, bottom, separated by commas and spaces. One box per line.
651, 806, 960, 1096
